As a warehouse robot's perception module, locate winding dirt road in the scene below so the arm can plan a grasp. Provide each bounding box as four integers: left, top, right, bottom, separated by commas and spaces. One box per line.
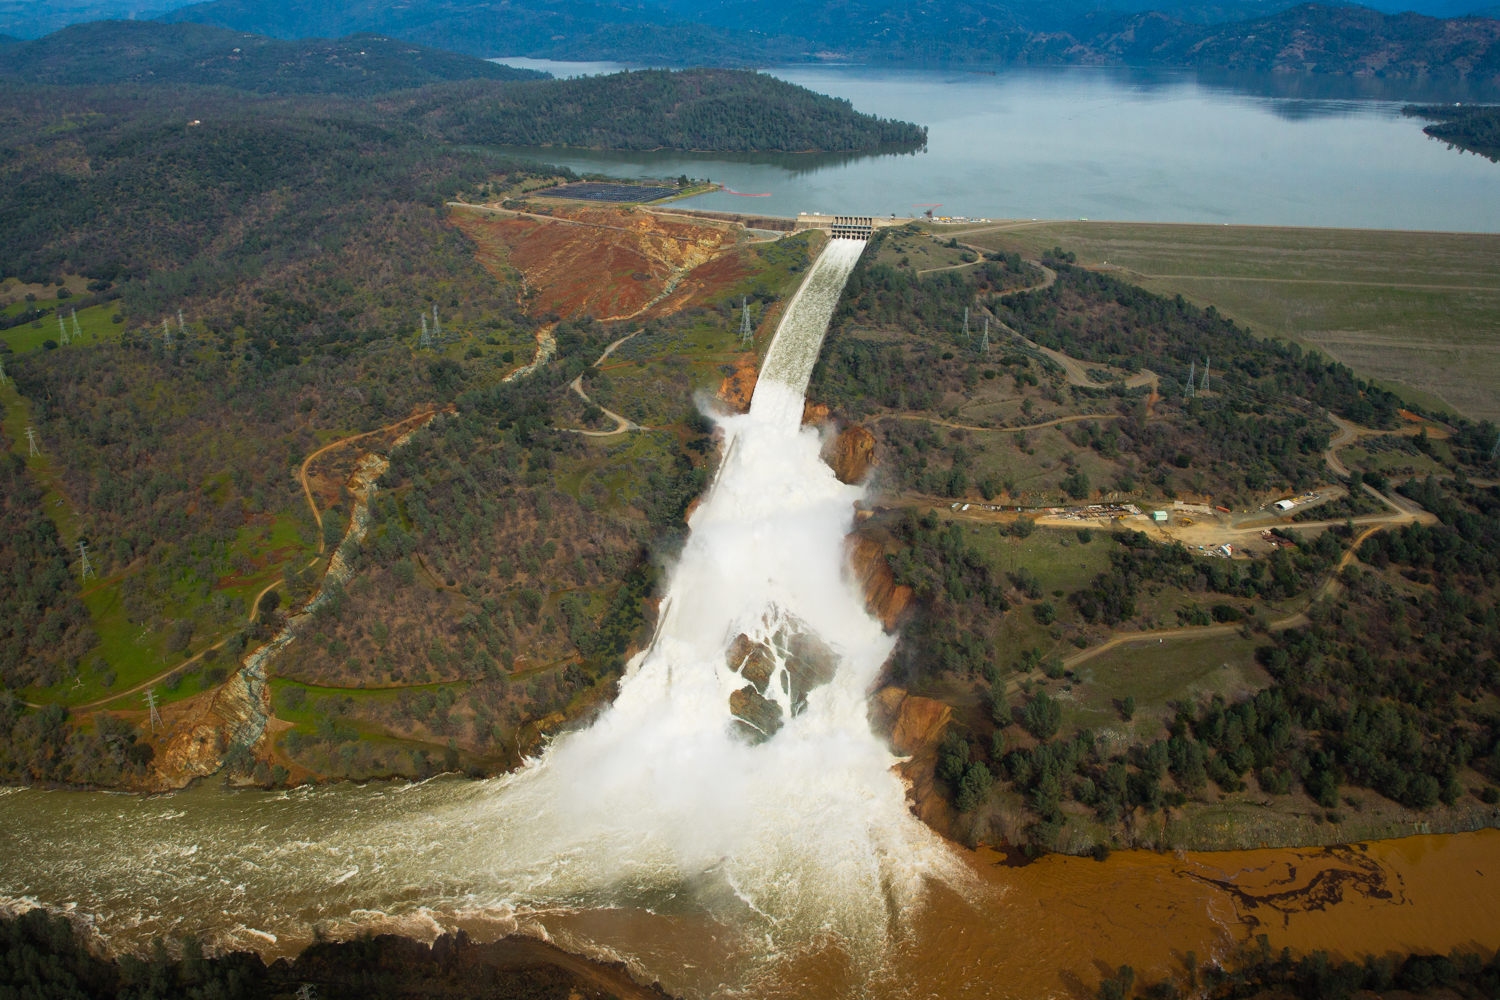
24, 412, 447, 713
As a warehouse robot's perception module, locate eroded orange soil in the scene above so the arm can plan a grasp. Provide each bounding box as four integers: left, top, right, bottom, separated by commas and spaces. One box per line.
453, 206, 746, 321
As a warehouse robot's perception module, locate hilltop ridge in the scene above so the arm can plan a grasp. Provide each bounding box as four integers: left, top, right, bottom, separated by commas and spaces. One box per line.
0, 20, 549, 94
150, 0, 1500, 77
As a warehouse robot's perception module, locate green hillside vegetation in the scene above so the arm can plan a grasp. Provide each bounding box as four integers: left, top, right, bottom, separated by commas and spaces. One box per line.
404, 68, 927, 152
956, 220, 1500, 423
1404, 102, 1500, 162
818, 229, 1500, 853
0, 20, 549, 94
0, 53, 831, 785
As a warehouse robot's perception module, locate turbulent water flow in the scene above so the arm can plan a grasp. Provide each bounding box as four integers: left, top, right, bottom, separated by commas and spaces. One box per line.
0, 237, 963, 997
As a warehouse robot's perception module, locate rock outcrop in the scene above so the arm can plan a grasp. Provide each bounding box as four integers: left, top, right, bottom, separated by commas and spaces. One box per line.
872, 686, 955, 836
723, 624, 840, 743
716, 359, 757, 413
827, 425, 875, 484
846, 535, 912, 631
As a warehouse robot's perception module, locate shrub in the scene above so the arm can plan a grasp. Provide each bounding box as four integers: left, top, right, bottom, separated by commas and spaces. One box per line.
1022, 691, 1062, 740
392, 558, 416, 586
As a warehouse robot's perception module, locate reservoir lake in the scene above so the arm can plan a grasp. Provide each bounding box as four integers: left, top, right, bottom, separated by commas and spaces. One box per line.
489, 60, 1500, 233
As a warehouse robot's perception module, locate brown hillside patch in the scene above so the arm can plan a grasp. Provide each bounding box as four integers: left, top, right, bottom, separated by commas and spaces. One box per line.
643, 247, 755, 317
452, 206, 741, 321
717, 357, 758, 413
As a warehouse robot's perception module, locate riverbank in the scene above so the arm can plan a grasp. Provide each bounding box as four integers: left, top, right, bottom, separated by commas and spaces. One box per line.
3, 806, 1496, 1000
0, 908, 675, 1000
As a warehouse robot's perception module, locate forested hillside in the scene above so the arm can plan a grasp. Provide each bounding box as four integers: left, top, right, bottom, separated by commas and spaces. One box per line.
1078, 3, 1500, 76
809, 224, 1500, 855
409, 68, 927, 151
1405, 102, 1500, 161
0, 46, 828, 787
0, 22, 922, 154
0, 21, 547, 94
155, 0, 1500, 78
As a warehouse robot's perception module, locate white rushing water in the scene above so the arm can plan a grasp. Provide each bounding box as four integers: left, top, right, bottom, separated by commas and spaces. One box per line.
0, 237, 961, 996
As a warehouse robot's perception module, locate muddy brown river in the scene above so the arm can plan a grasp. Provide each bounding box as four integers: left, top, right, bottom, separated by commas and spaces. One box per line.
1, 781, 1494, 998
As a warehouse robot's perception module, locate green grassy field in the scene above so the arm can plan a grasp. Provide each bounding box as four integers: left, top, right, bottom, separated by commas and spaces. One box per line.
1061, 631, 1268, 743
23, 513, 319, 710
965, 521, 1117, 595
946, 220, 1500, 422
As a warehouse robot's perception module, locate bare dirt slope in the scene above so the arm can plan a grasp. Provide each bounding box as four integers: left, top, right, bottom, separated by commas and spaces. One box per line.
452, 205, 744, 320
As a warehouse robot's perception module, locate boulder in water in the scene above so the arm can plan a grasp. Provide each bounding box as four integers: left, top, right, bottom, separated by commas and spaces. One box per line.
729, 685, 784, 743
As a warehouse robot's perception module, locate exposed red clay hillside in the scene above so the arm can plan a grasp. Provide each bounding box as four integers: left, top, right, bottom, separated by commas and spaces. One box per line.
453, 205, 743, 320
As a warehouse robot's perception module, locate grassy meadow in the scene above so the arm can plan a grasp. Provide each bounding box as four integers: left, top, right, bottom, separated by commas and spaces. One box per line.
946, 220, 1500, 421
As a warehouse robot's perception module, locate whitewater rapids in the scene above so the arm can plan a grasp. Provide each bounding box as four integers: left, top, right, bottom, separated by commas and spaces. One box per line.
0, 237, 962, 996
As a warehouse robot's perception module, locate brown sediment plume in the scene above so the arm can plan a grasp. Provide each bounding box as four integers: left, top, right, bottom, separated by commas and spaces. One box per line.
847, 534, 911, 631
828, 425, 875, 484
717, 359, 757, 414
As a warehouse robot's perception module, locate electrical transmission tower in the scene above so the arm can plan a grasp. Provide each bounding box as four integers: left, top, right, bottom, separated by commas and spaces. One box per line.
162, 319, 173, 349
962, 307, 970, 339
979, 316, 990, 355
431, 304, 441, 336
57, 313, 70, 346
24, 426, 40, 456
1185, 359, 1196, 397
419, 313, 432, 349
77, 539, 95, 580
1492, 431, 1500, 462
739, 297, 752, 342
0, 354, 7, 385
145, 688, 162, 731
1202, 356, 1210, 393
177, 308, 186, 336
71, 308, 82, 342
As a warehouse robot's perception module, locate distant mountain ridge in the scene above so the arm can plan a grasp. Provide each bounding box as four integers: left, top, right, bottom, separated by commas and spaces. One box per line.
149, 0, 1500, 77
1072, 3, 1500, 75
0, 19, 549, 93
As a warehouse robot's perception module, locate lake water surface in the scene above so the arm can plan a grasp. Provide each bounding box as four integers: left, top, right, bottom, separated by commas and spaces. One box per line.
490, 60, 1500, 232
